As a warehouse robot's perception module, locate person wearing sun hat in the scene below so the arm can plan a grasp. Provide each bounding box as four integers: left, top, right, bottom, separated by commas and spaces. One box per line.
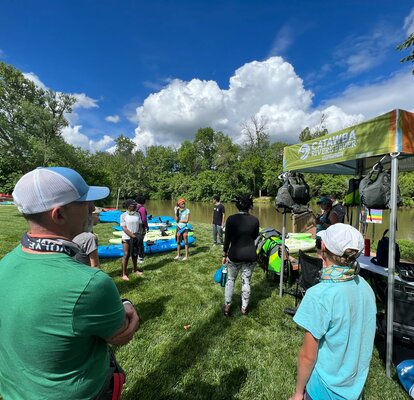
174, 197, 190, 260
0, 167, 139, 399
290, 223, 376, 400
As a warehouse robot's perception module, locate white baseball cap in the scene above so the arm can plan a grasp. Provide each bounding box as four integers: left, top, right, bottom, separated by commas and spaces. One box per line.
318, 223, 364, 256
13, 167, 110, 214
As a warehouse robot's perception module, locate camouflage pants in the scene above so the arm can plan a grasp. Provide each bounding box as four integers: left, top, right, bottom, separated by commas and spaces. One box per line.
224, 259, 256, 309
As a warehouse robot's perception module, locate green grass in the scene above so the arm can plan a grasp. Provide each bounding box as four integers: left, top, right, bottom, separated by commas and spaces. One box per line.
0, 205, 408, 399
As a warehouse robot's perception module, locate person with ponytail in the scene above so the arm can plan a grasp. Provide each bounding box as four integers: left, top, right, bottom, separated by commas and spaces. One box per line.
290, 223, 376, 400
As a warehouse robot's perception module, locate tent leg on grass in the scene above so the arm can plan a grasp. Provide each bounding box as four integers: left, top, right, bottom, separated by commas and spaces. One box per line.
386, 152, 399, 377
279, 210, 287, 297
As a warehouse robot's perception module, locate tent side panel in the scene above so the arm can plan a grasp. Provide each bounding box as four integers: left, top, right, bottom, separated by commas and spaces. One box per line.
401, 110, 414, 155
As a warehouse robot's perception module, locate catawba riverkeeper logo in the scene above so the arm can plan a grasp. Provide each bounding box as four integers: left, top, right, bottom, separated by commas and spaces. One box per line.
298, 130, 357, 161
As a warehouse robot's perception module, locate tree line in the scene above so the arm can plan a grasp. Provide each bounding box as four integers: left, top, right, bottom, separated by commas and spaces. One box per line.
1, 61, 414, 205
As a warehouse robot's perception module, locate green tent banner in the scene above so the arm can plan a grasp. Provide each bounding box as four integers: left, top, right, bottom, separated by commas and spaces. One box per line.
283, 109, 414, 172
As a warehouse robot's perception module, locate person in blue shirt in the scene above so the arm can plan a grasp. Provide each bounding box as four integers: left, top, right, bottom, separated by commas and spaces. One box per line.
290, 223, 376, 400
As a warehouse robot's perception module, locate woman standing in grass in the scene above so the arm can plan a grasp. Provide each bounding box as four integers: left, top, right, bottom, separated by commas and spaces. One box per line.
290, 223, 376, 400
174, 197, 190, 261
221, 193, 259, 316
120, 199, 144, 281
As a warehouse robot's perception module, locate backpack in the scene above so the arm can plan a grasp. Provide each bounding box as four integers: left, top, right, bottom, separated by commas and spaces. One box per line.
371, 229, 401, 268
359, 164, 402, 210
255, 228, 298, 284
275, 172, 310, 214
288, 173, 311, 205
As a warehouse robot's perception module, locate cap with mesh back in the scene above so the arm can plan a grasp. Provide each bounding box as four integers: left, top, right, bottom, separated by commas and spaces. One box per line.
318, 223, 364, 257
12, 167, 110, 214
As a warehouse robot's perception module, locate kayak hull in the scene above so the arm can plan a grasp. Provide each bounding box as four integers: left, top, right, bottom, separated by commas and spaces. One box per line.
98, 236, 196, 258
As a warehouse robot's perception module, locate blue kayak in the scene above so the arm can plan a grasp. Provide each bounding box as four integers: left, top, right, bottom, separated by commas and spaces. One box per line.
100, 212, 176, 225
99, 210, 123, 223
98, 235, 196, 258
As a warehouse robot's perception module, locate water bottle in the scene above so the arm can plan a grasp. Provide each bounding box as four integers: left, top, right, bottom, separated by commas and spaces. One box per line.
221, 265, 227, 287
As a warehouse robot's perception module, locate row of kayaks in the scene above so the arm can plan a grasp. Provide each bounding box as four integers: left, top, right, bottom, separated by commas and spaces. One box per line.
98, 236, 196, 258
98, 213, 196, 258
100, 211, 194, 230
97, 211, 316, 259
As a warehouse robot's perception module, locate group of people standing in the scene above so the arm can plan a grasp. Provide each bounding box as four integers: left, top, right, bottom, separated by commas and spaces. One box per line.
0, 165, 378, 400
219, 193, 377, 400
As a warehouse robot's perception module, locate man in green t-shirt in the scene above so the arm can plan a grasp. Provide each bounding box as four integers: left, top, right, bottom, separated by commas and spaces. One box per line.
0, 167, 139, 400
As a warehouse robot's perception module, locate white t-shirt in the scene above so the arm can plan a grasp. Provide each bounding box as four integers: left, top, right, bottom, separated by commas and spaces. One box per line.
120, 211, 142, 240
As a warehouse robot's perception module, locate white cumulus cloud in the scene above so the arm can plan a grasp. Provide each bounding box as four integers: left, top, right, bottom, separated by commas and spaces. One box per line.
133, 57, 363, 145
61, 125, 113, 153
105, 114, 120, 123
23, 72, 47, 90
71, 93, 99, 109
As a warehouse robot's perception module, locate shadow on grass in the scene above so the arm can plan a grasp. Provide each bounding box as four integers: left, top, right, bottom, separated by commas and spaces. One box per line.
125, 310, 248, 400
247, 276, 277, 313
141, 257, 174, 272
124, 278, 273, 399
170, 367, 248, 400
136, 295, 173, 326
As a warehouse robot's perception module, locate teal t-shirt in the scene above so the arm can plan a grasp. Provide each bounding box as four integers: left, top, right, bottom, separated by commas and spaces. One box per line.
0, 246, 125, 400
177, 208, 190, 229
293, 275, 376, 400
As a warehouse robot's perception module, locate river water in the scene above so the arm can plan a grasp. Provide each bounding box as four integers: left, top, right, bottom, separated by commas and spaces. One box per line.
115, 199, 414, 242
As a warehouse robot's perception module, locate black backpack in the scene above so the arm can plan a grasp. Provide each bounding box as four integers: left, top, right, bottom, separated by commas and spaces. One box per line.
275, 172, 310, 214
288, 173, 310, 205
371, 229, 401, 268
359, 164, 402, 210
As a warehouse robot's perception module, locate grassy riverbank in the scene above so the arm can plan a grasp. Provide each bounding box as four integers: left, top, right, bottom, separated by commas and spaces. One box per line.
0, 205, 408, 399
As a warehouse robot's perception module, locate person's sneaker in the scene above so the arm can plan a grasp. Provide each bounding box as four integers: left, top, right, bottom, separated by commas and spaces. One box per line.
174, 255, 181, 260
240, 307, 249, 315
137, 258, 144, 264
181, 256, 188, 261
222, 304, 231, 317
121, 275, 130, 281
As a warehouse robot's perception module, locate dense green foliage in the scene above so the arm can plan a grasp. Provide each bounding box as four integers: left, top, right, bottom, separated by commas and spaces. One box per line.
1, 62, 414, 206
397, 32, 414, 74
0, 206, 408, 400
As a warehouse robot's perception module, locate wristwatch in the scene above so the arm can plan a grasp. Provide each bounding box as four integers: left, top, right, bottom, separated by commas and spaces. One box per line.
121, 298, 133, 306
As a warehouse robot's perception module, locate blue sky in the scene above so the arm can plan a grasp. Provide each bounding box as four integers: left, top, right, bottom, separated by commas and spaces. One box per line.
1, 0, 414, 152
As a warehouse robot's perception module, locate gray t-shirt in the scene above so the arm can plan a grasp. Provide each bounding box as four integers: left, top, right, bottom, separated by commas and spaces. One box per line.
72, 232, 98, 266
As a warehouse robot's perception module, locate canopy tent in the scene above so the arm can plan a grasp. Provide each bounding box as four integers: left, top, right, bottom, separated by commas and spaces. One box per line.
280, 108, 414, 378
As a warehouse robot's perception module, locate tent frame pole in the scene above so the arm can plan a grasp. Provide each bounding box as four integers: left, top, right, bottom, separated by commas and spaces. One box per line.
279, 210, 287, 297
385, 153, 399, 378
